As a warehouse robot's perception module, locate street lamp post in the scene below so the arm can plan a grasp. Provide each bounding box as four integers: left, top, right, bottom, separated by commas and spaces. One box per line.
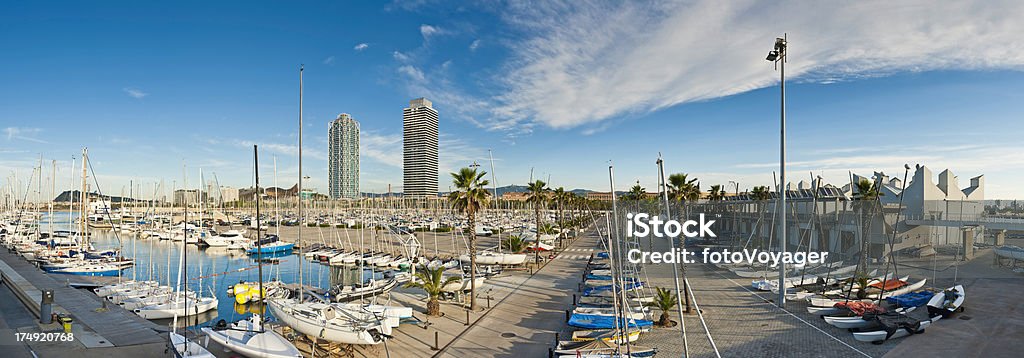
766, 34, 787, 307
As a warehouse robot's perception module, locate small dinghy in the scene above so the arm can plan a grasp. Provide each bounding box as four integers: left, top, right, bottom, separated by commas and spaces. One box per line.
555, 337, 656, 357
201, 314, 302, 358
926, 284, 965, 318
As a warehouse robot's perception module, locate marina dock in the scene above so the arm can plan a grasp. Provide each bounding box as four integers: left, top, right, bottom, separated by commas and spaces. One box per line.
0, 249, 166, 357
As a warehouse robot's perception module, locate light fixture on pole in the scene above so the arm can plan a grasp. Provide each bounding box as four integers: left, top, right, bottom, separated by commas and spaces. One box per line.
766, 34, 787, 307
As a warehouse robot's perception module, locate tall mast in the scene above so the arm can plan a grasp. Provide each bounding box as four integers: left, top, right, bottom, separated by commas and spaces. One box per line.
297, 64, 304, 301
80, 148, 89, 246
254, 145, 265, 331
49, 159, 55, 238
274, 155, 280, 237
488, 150, 500, 248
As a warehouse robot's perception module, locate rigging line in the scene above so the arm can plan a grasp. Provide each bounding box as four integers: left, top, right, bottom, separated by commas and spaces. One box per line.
85, 154, 124, 258
684, 276, 720, 358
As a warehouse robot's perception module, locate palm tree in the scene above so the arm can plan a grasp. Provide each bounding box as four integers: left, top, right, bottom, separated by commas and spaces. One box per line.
405, 266, 462, 316
526, 180, 548, 265
626, 184, 646, 201
750, 186, 771, 201
853, 178, 882, 272
647, 287, 677, 327
708, 185, 725, 201
501, 236, 528, 253
448, 167, 490, 310
667, 173, 696, 201
553, 187, 567, 248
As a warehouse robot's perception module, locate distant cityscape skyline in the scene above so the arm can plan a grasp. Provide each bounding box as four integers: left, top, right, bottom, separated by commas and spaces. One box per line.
2, 2, 1023, 199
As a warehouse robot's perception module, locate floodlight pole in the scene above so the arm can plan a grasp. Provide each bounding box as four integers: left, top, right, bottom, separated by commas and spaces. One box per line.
768, 34, 788, 308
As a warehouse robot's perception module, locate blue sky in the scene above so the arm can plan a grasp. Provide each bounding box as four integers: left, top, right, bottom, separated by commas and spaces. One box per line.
2, 1, 1024, 199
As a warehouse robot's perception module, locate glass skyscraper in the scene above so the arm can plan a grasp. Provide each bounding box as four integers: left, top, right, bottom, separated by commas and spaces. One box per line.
328, 113, 359, 199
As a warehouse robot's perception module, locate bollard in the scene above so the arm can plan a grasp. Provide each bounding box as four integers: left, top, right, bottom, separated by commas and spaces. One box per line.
565, 309, 570, 321
465, 309, 470, 326
554, 332, 559, 346
487, 295, 492, 309
573, 294, 577, 305
549, 348, 554, 358
40, 289, 54, 324
432, 331, 439, 350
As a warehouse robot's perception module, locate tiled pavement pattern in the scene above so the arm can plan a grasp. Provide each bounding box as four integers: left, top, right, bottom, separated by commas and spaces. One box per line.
638, 236, 892, 358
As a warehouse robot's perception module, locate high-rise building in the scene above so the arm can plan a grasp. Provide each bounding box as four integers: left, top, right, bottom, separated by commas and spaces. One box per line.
403, 98, 439, 197
329, 113, 360, 199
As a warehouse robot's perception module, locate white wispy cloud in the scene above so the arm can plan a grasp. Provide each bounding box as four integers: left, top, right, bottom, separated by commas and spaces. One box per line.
230, 139, 327, 161
361, 131, 403, 168
469, 39, 481, 51
420, 24, 445, 39
480, 0, 1024, 131
398, 65, 426, 82
122, 87, 148, 99
323, 56, 336, 65
354, 43, 369, 51
392, 51, 410, 62
4, 127, 47, 143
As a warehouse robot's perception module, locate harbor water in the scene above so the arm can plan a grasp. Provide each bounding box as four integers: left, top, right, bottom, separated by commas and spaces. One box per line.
38, 212, 387, 328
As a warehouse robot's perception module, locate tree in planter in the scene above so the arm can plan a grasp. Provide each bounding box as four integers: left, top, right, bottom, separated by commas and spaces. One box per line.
405, 266, 462, 316
648, 287, 678, 327
448, 167, 490, 310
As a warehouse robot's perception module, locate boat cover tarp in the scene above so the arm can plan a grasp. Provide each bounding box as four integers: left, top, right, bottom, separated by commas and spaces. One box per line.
867, 312, 922, 340
834, 301, 886, 315
585, 274, 639, 281
583, 282, 643, 296
869, 279, 908, 290
886, 291, 934, 308
568, 314, 653, 329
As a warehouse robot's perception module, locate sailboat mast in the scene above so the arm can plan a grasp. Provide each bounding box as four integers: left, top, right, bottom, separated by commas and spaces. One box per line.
254, 145, 265, 331
80, 148, 89, 247
49, 160, 55, 238
274, 155, 280, 237
297, 64, 304, 301
488, 149, 500, 248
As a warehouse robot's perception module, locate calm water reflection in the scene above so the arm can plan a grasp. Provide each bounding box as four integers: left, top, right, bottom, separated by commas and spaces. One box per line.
40, 212, 383, 328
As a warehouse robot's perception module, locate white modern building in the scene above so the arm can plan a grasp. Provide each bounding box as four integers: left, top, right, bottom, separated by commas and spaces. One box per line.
329, 113, 360, 199
707, 165, 1007, 262
403, 98, 439, 197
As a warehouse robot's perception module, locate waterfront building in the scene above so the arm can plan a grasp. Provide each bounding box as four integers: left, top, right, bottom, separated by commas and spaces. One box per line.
220, 186, 239, 203
705, 165, 1019, 263
173, 189, 200, 206
329, 113, 360, 199
403, 98, 439, 197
